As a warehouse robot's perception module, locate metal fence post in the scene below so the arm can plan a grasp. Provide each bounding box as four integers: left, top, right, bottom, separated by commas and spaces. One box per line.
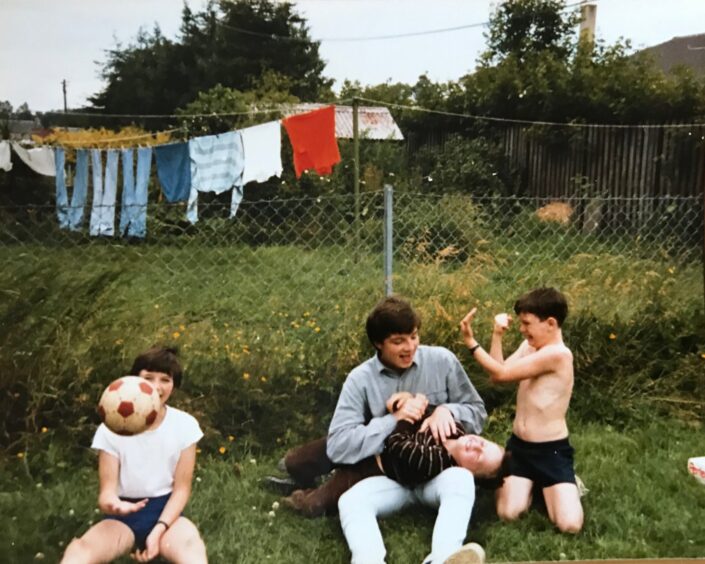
352, 97, 360, 261
384, 184, 393, 296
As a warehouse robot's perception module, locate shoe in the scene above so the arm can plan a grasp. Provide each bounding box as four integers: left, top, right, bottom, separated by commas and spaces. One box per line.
261, 475, 299, 496
444, 542, 485, 564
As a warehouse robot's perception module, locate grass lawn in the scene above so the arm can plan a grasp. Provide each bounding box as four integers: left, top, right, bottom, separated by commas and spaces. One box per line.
1, 200, 703, 562
2, 417, 704, 563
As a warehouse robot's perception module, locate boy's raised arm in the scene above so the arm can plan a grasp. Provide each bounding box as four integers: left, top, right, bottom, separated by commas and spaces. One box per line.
460, 308, 565, 383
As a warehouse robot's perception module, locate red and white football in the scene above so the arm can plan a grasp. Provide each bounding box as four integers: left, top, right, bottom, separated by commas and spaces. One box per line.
97, 376, 160, 436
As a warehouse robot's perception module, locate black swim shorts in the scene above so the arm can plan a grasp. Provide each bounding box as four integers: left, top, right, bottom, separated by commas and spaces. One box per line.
505, 433, 576, 488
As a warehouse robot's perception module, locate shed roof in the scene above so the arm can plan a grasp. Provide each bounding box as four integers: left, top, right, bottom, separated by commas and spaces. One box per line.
286, 103, 403, 141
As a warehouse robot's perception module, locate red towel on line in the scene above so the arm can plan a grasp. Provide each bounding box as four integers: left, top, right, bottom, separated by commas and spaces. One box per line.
282, 105, 341, 178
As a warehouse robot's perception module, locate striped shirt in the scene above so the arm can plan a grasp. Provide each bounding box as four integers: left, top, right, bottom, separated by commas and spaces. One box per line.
379, 409, 465, 488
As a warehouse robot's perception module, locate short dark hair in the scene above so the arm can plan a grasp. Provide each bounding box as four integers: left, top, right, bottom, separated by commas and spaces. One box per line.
513, 287, 568, 327
130, 346, 183, 388
476, 451, 512, 490
365, 296, 421, 346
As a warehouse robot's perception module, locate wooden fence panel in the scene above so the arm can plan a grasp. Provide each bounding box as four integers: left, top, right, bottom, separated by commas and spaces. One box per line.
500, 122, 704, 200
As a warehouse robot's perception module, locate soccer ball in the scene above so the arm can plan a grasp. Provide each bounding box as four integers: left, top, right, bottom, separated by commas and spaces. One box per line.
97, 376, 160, 436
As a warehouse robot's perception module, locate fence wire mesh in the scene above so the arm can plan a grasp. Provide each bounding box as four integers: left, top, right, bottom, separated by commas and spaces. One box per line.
1, 190, 702, 322
1, 189, 703, 440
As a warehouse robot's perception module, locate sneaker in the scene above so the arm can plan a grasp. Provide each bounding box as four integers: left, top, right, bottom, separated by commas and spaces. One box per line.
261, 475, 299, 496
444, 542, 485, 564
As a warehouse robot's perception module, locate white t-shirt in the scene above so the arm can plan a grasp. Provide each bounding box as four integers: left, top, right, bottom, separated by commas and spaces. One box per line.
92, 406, 203, 498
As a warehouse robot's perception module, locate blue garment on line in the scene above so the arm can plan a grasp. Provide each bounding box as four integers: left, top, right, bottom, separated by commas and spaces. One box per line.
119, 147, 152, 238
55, 148, 88, 231
89, 149, 118, 237
154, 141, 191, 202
187, 131, 244, 224
55, 148, 69, 228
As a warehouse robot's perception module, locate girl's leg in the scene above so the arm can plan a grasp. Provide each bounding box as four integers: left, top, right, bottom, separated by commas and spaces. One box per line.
60, 520, 134, 564
159, 516, 207, 564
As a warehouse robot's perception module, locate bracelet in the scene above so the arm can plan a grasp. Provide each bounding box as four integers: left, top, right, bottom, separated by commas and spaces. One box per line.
468, 344, 481, 355
156, 520, 170, 530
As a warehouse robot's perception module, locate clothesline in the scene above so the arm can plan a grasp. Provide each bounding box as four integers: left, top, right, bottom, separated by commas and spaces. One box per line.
31, 105, 343, 240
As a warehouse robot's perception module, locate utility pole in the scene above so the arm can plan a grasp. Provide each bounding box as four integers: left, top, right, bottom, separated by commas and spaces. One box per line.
61, 79, 67, 112
579, 3, 597, 46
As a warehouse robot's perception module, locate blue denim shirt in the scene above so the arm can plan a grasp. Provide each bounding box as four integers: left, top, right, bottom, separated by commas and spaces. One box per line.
326, 345, 486, 464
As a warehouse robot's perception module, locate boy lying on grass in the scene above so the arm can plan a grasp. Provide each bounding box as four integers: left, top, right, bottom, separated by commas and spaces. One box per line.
61, 346, 208, 564
281, 391, 505, 517
461, 287, 584, 533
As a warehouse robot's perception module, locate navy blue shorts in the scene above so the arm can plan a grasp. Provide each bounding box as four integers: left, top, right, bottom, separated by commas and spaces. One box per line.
505, 434, 576, 488
104, 493, 171, 549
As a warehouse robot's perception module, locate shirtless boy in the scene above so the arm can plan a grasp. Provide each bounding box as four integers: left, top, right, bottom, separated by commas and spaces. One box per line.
460, 287, 583, 533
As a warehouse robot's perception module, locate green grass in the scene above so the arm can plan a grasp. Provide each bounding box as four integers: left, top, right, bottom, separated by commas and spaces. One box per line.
1, 417, 704, 563
1, 204, 704, 561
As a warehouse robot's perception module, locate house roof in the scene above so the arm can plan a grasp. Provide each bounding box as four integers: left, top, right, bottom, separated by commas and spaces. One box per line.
285, 103, 404, 141
639, 33, 705, 75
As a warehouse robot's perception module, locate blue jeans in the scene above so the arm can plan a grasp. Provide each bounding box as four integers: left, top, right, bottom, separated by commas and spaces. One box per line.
119, 147, 152, 238
55, 148, 88, 231
89, 149, 118, 237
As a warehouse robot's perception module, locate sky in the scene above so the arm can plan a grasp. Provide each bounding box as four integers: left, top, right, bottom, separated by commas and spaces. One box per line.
2, 0, 705, 113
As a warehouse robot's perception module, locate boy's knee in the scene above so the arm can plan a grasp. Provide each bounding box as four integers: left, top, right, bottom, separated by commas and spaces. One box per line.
496, 497, 528, 522
554, 513, 583, 534
496, 505, 524, 522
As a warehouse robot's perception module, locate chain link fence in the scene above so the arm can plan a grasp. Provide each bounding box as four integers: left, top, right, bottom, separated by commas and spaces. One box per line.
1, 190, 703, 315
1, 189, 703, 441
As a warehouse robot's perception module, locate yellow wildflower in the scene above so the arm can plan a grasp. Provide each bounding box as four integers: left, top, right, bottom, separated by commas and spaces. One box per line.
179, 324, 185, 331
17, 452, 24, 459
260, 376, 267, 383
41, 427, 48, 433
314, 327, 321, 333
219, 446, 226, 454
228, 435, 235, 442
609, 333, 617, 340
243, 372, 251, 381
172, 331, 180, 339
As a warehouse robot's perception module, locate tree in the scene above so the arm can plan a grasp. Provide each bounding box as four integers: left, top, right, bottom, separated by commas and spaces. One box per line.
176, 71, 300, 136
461, 0, 705, 124
90, 0, 332, 115
482, 0, 579, 65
